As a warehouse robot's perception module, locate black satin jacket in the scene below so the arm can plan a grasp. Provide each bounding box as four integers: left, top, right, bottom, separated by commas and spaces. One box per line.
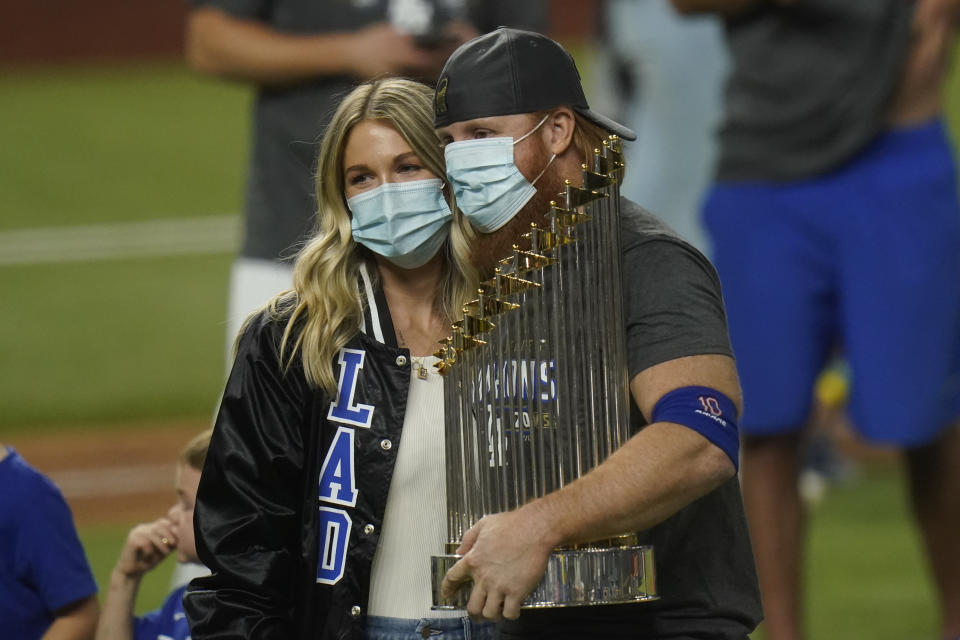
185, 269, 413, 639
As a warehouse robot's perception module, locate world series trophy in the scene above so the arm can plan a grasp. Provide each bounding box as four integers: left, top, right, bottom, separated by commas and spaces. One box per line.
430, 137, 657, 609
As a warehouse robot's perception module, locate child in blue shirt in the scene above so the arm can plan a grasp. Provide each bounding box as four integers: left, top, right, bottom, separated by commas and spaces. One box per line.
95, 430, 210, 640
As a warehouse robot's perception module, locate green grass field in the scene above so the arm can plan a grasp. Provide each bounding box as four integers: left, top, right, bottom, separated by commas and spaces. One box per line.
1, 64, 249, 230
4, 55, 960, 637
0, 64, 246, 431
802, 465, 937, 639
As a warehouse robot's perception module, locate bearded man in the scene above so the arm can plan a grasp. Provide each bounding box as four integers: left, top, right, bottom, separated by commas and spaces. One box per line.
433, 27, 763, 640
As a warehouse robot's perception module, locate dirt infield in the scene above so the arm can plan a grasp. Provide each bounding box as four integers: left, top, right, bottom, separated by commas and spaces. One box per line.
8, 419, 210, 527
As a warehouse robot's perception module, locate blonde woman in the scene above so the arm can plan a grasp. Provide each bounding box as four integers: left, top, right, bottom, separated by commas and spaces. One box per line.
184, 78, 489, 640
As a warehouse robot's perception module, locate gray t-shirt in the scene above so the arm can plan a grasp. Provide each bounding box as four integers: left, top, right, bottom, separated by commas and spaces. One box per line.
499, 198, 762, 639
191, 0, 547, 262
717, 0, 913, 182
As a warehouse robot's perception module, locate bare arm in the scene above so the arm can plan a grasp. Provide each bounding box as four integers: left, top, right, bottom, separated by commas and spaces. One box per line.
442, 353, 740, 620
184, 7, 459, 86
95, 518, 178, 640
889, 0, 960, 124
41, 595, 100, 640
537, 354, 738, 541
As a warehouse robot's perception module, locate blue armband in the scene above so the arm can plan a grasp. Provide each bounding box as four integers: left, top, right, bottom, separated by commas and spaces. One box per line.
651, 386, 740, 470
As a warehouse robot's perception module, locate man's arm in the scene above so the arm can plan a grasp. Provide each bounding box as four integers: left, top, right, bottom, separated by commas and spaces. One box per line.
442, 353, 739, 620
41, 595, 99, 640
888, 0, 960, 124
185, 7, 457, 86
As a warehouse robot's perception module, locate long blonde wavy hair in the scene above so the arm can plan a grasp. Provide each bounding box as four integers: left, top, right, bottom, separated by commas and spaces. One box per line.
269, 78, 477, 394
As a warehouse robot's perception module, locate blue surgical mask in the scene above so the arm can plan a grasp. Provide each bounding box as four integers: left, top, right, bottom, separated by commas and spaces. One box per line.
347, 178, 452, 269
444, 114, 557, 232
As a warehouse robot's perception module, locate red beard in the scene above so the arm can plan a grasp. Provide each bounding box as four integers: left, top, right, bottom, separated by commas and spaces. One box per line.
471, 154, 565, 281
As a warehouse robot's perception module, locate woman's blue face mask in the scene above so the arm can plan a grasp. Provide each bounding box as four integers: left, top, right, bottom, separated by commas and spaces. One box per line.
347, 178, 452, 269
444, 114, 557, 233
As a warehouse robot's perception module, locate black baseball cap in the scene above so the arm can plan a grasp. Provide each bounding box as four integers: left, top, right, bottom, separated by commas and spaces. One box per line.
434, 27, 636, 141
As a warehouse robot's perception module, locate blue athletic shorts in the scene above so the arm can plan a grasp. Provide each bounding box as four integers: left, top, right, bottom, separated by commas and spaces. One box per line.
704, 119, 960, 445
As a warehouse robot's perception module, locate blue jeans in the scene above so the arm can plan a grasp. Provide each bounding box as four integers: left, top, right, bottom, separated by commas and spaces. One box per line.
365, 615, 496, 640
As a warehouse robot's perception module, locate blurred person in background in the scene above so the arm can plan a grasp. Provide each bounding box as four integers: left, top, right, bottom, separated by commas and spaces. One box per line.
95, 429, 211, 640
673, 1, 960, 638
602, 0, 852, 512
604, 0, 728, 254
0, 444, 99, 640
185, 78, 489, 639
183, 0, 546, 358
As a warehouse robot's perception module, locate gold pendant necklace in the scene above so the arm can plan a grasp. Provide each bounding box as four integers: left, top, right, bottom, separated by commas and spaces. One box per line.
413, 359, 429, 380
396, 325, 430, 380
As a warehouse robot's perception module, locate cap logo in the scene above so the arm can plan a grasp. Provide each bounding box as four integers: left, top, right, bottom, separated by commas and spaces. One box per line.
435, 77, 448, 116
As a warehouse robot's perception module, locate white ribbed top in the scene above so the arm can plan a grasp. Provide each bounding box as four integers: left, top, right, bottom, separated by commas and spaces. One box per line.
367, 356, 460, 618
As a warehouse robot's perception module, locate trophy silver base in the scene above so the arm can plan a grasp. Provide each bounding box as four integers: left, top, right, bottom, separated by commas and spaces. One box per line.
431, 545, 657, 610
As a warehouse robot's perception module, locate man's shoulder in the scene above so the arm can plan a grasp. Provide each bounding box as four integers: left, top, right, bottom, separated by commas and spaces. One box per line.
618, 197, 712, 267
619, 197, 684, 245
